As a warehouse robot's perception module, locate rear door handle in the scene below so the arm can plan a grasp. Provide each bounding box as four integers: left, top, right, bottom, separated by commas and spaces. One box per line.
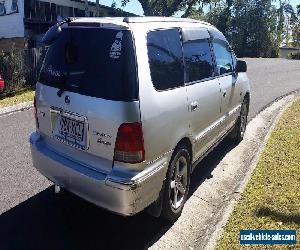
223, 91, 227, 97
190, 101, 198, 112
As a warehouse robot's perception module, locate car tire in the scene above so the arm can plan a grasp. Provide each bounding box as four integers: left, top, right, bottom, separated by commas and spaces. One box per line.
161, 145, 191, 221
229, 97, 249, 143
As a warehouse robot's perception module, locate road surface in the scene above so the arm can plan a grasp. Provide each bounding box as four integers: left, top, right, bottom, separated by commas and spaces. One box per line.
0, 58, 299, 250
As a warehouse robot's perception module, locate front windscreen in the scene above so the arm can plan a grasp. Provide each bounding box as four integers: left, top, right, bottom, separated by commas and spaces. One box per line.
39, 27, 138, 101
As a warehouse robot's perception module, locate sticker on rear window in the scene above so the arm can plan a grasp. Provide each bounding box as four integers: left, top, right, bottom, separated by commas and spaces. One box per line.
109, 31, 123, 59
45, 65, 63, 77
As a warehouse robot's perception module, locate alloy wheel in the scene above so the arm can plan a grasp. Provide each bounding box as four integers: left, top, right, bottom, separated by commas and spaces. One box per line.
169, 155, 188, 212
240, 101, 248, 137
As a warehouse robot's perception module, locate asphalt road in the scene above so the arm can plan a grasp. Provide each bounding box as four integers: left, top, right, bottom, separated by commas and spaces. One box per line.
0, 58, 299, 250
245, 58, 300, 118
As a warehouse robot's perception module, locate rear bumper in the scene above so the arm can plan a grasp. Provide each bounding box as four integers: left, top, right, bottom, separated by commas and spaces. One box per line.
30, 132, 169, 216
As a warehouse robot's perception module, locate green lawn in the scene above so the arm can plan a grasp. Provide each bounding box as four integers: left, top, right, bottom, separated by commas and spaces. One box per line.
216, 98, 300, 250
0, 89, 35, 108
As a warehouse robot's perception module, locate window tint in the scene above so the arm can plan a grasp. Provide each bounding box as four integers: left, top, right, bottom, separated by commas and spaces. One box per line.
212, 39, 234, 75
183, 39, 214, 82
147, 29, 184, 91
39, 28, 137, 101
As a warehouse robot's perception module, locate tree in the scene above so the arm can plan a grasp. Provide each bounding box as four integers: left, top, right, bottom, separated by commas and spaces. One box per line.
202, 0, 280, 57
230, 0, 279, 57
276, 0, 285, 46
121, 0, 202, 16
205, 0, 232, 40
84, 0, 89, 17
290, 4, 300, 47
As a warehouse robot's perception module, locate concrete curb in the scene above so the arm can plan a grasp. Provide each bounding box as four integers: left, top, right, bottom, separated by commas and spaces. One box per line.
150, 93, 299, 250
0, 101, 33, 117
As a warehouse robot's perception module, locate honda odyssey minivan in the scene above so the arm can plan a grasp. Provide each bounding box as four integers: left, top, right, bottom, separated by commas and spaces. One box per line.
30, 17, 250, 221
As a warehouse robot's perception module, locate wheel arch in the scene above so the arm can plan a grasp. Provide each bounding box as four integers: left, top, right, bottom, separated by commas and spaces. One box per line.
174, 137, 193, 163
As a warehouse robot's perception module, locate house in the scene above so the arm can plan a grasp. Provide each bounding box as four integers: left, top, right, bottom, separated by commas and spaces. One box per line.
0, 0, 135, 51
279, 46, 300, 59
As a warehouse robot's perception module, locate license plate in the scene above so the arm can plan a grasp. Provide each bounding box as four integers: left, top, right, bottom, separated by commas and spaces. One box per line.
59, 116, 84, 142
51, 111, 87, 150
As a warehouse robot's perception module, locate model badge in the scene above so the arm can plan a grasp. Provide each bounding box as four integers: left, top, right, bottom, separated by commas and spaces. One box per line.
93, 131, 112, 146
65, 96, 70, 104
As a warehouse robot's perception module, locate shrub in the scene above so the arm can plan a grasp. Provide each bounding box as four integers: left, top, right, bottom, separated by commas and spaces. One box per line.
288, 52, 300, 60
0, 44, 28, 92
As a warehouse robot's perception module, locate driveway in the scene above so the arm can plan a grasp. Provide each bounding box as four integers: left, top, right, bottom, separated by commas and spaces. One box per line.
0, 58, 299, 250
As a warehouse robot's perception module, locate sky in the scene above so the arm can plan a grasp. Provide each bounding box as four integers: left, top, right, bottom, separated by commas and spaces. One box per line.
99, 0, 144, 15
95, 0, 299, 16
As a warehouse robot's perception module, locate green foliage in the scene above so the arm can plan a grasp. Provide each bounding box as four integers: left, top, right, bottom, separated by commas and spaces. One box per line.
184, 6, 205, 20
288, 51, 300, 59
290, 5, 300, 47
203, 0, 280, 57
276, 0, 285, 46
121, 0, 200, 17
122, 0, 298, 58
0, 89, 35, 107
230, 0, 279, 57
0, 45, 27, 92
205, 3, 232, 39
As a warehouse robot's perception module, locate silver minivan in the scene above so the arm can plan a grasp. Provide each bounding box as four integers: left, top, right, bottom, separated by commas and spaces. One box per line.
30, 17, 250, 221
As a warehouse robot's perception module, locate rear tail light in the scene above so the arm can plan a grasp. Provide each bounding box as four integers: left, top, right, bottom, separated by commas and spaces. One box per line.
33, 96, 39, 129
114, 122, 145, 163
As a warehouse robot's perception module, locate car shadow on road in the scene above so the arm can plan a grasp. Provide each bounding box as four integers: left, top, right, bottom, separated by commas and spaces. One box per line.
189, 138, 236, 196
0, 139, 236, 250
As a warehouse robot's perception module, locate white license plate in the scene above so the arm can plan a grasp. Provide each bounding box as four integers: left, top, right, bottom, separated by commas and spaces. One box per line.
59, 116, 84, 142
52, 113, 87, 150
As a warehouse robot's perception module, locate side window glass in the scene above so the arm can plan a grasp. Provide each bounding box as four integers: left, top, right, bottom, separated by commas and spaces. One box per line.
212, 39, 234, 75
183, 39, 214, 83
147, 29, 184, 91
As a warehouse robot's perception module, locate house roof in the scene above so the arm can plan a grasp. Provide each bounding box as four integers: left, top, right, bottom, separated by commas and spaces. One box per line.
279, 46, 300, 50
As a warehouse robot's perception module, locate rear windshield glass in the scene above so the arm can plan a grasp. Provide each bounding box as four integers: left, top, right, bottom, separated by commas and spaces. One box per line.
39, 27, 138, 101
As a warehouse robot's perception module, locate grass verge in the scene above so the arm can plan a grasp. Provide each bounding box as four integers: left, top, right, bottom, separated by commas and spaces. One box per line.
0, 89, 35, 108
216, 98, 300, 250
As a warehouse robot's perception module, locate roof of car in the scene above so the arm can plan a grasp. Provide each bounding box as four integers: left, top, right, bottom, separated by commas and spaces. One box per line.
71, 17, 129, 28
71, 16, 213, 27
123, 16, 211, 25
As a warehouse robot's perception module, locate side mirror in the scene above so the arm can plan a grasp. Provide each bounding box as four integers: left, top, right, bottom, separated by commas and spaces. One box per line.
42, 23, 62, 47
236, 60, 247, 73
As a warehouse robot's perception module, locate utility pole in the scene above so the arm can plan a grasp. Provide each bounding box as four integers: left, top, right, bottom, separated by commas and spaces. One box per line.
84, 0, 89, 17
96, 0, 100, 17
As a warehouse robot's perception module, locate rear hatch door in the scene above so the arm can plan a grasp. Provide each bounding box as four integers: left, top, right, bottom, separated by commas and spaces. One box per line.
36, 24, 139, 173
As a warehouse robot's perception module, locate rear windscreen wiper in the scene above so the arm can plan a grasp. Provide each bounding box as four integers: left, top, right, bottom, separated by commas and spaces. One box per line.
57, 88, 65, 97
56, 75, 83, 97
56, 75, 67, 97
